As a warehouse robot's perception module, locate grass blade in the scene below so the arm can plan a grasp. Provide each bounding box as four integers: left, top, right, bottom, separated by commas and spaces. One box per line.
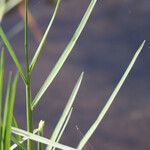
11, 122, 42, 150
11, 127, 77, 150
51, 108, 73, 150
46, 72, 84, 150
11, 136, 26, 150
0, 49, 4, 130
10, 136, 28, 150
0, 0, 5, 23
37, 120, 45, 150
77, 40, 146, 150
0, 21, 24, 49
4, 73, 19, 150
55, 108, 73, 143
32, 0, 97, 109
12, 115, 22, 142
0, 49, 4, 148
1, 72, 12, 150
29, 0, 61, 72
0, 27, 26, 82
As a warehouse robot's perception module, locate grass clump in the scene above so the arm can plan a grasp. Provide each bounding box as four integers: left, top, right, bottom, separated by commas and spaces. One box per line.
0, 0, 146, 150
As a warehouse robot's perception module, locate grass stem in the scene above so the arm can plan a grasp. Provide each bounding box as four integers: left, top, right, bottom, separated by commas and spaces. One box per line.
24, 0, 33, 149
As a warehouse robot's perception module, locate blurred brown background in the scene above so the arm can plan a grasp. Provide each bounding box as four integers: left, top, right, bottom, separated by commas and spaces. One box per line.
1, 0, 150, 149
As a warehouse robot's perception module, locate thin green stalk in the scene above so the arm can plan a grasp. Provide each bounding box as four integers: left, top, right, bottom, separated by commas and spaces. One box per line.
37, 130, 43, 150
0, 49, 4, 132
25, 83, 33, 150
37, 121, 45, 150
24, 0, 33, 150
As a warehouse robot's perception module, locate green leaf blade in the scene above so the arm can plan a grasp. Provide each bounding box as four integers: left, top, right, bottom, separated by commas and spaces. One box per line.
32, 0, 97, 109
77, 40, 146, 150
11, 127, 77, 150
0, 49, 4, 149
11, 136, 26, 150
4, 73, 19, 150
1, 72, 12, 150
29, 0, 62, 72
0, 49, 4, 128
0, 0, 5, 23
51, 108, 73, 150
0, 27, 26, 82
46, 72, 84, 150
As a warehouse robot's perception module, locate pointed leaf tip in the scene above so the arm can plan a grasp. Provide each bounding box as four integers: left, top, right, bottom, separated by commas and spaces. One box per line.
140, 40, 146, 49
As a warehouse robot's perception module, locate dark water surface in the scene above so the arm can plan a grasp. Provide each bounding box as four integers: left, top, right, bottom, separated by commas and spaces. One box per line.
1, 0, 150, 149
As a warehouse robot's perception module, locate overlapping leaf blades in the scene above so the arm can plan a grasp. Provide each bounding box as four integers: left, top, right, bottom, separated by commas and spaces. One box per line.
0, 0, 146, 150
0, 50, 19, 150
32, 0, 98, 110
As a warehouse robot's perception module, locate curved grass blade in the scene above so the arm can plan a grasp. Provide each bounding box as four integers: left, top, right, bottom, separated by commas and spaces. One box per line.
11, 127, 77, 150
4, 73, 19, 150
77, 40, 146, 150
0, 27, 26, 82
0, 21, 24, 49
32, 0, 97, 109
29, 0, 61, 72
1, 72, 12, 150
46, 72, 84, 150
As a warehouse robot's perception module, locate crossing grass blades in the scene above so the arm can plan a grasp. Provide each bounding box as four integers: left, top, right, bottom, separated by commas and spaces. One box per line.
0, 0, 146, 150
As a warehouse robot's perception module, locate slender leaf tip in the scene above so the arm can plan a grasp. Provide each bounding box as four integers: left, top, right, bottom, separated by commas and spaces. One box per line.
76, 40, 145, 150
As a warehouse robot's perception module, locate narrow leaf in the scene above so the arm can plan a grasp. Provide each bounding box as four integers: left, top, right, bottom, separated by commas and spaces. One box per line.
1, 72, 12, 150
55, 108, 73, 143
4, 73, 19, 150
46, 72, 84, 150
10, 127, 39, 150
0, 21, 24, 49
11, 136, 26, 150
51, 108, 73, 150
12, 115, 21, 141
0, 27, 26, 82
0, 0, 5, 23
77, 40, 146, 150
11, 127, 77, 150
29, 0, 61, 72
0, 49, 4, 129
0, 48, 4, 148
37, 120, 45, 150
32, 0, 97, 109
